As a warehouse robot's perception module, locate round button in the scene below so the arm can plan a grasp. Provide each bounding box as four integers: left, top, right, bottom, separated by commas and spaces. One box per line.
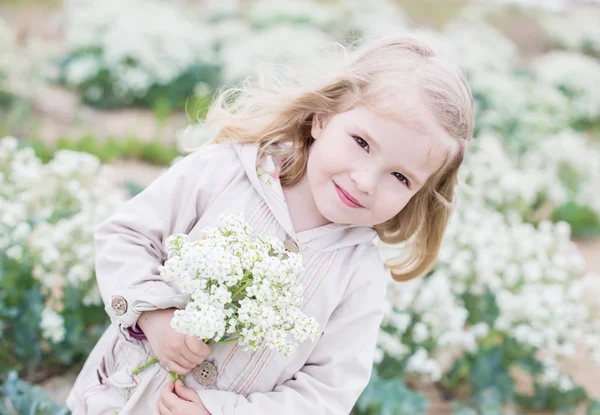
284, 239, 299, 254
192, 361, 218, 387
111, 295, 128, 316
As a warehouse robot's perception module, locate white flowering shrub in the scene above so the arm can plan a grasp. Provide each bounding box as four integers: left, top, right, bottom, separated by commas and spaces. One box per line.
470, 73, 571, 154
248, 0, 337, 31
0, 136, 126, 375
533, 51, 600, 125
442, 19, 519, 76
373, 198, 600, 413
332, 0, 409, 40
459, 133, 600, 236
540, 6, 600, 56
58, 0, 220, 109
218, 24, 334, 85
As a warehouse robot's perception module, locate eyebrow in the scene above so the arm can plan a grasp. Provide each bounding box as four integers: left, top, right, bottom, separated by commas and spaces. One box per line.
354, 126, 425, 187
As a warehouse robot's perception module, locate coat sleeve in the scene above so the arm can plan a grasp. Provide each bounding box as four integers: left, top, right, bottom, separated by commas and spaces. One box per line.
198, 261, 389, 415
94, 146, 223, 336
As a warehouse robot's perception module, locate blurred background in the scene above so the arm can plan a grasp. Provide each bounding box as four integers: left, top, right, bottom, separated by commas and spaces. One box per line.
1, 0, 600, 413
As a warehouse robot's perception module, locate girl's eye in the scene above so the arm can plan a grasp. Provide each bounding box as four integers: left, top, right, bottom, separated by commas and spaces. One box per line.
353, 136, 369, 151
393, 172, 410, 187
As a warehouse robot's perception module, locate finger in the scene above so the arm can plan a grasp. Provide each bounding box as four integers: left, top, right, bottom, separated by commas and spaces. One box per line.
174, 380, 201, 404
179, 346, 205, 367
184, 336, 212, 357
158, 400, 173, 415
153, 402, 161, 415
172, 352, 197, 370
162, 384, 186, 409
160, 381, 175, 404
160, 382, 176, 410
165, 359, 191, 376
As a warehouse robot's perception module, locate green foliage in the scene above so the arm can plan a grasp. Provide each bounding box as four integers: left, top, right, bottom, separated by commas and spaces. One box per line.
553, 202, 600, 238
23, 135, 180, 166
588, 400, 600, 415
0, 371, 70, 415
353, 371, 429, 415
0, 251, 107, 381
516, 381, 588, 413
58, 48, 221, 113
442, 337, 591, 414
462, 289, 501, 327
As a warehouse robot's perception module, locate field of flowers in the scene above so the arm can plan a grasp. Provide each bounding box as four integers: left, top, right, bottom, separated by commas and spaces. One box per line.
1, 0, 600, 414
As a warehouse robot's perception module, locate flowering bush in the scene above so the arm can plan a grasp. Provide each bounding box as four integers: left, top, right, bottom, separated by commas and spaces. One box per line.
370, 197, 600, 413
533, 51, 600, 125
540, 6, 600, 56
0, 136, 126, 378
459, 133, 600, 236
470, 73, 571, 154
58, 0, 220, 109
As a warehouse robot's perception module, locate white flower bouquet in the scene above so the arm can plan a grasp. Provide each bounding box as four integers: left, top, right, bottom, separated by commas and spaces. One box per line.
133, 215, 320, 381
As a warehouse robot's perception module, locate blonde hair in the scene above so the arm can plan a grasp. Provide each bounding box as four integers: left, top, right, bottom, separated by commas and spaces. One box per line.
203, 34, 474, 282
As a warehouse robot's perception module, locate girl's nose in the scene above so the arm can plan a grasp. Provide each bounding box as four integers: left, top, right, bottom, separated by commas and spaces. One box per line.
350, 170, 376, 196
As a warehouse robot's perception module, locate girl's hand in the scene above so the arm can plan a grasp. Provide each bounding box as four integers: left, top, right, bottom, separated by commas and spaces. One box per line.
154, 381, 211, 415
138, 308, 211, 376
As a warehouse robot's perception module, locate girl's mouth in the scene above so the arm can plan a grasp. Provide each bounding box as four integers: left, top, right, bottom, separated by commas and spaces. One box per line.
334, 183, 364, 208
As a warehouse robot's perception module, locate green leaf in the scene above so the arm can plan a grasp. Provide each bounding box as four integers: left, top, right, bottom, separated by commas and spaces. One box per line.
0, 371, 71, 415
354, 371, 429, 415
553, 202, 600, 238
588, 400, 600, 415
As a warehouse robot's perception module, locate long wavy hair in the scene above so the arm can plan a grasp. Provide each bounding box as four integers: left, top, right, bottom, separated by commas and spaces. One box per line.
202, 34, 474, 281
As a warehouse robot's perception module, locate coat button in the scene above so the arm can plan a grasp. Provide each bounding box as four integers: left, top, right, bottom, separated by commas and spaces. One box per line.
192, 361, 218, 387
111, 295, 128, 316
284, 239, 299, 254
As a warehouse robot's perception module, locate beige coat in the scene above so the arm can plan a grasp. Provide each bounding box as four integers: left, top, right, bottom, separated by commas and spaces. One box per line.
66, 142, 389, 415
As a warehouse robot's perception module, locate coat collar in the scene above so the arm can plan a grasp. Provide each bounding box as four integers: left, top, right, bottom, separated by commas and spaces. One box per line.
232, 142, 377, 253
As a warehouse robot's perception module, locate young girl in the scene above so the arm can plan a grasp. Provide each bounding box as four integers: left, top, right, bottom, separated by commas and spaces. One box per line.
66, 34, 473, 415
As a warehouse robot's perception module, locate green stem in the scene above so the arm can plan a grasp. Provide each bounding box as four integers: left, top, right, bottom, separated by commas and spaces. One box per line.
133, 357, 185, 382
232, 279, 252, 300
132, 357, 159, 375
217, 336, 240, 344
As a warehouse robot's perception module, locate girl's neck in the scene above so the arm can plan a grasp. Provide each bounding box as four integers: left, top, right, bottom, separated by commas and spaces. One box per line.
282, 173, 331, 233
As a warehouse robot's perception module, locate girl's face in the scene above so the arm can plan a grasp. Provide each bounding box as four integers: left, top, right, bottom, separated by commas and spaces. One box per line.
307, 105, 451, 227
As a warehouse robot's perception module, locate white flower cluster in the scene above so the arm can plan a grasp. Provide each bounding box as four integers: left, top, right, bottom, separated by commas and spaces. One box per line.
533, 51, 600, 123
378, 198, 600, 381
0, 136, 126, 342
470, 73, 571, 153
459, 132, 600, 224
218, 24, 333, 85
442, 19, 519, 76
62, 0, 215, 101
40, 308, 66, 344
445, 204, 599, 357
334, 0, 409, 40
248, 0, 337, 31
378, 269, 475, 382
522, 131, 600, 216
0, 17, 59, 100
540, 6, 600, 55
538, 357, 578, 391
161, 215, 320, 357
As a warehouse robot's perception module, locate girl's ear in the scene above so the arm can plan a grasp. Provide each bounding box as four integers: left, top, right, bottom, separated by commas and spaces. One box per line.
311, 113, 329, 139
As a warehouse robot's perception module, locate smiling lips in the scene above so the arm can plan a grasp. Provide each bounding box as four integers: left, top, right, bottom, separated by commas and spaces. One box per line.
335, 183, 364, 208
